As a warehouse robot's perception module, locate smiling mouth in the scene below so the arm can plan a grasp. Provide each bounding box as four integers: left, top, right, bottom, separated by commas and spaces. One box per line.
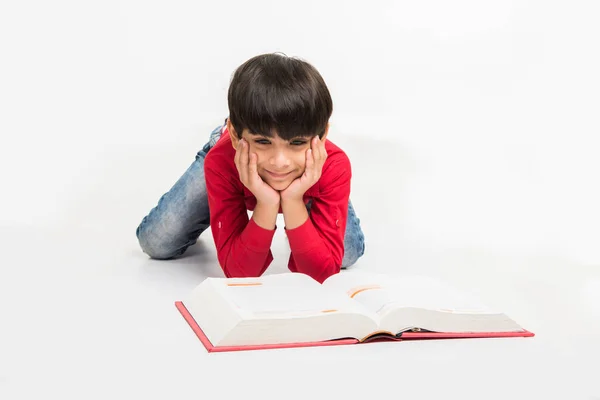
266, 170, 292, 179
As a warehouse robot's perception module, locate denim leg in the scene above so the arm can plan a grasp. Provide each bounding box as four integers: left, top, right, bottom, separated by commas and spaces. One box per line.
136, 150, 211, 259
136, 123, 226, 259
341, 200, 365, 268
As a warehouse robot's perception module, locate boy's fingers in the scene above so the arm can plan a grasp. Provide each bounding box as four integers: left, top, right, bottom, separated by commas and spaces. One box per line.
318, 136, 327, 164
305, 149, 314, 179
316, 139, 326, 179
249, 152, 258, 178
308, 137, 319, 170
239, 140, 249, 182
234, 153, 242, 180
240, 139, 247, 159
234, 142, 241, 168
316, 136, 325, 164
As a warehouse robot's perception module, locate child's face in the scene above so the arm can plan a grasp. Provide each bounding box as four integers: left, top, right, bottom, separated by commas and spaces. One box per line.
240, 130, 312, 191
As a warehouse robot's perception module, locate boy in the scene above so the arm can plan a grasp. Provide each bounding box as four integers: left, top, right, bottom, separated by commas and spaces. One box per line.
136, 53, 365, 283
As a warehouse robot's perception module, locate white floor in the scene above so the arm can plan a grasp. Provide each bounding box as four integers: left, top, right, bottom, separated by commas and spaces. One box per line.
1, 134, 599, 400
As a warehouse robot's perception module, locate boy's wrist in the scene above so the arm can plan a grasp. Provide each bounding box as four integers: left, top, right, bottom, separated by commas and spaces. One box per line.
280, 189, 304, 204
281, 197, 309, 230
280, 196, 303, 207
255, 196, 280, 209
252, 199, 280, 230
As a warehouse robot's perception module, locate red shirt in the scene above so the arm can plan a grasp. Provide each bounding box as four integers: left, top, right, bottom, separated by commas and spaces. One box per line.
204, 127, 352, 283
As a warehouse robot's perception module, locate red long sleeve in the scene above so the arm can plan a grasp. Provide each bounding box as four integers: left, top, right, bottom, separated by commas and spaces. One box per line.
204, 158, 276, 278
285, 157, 351, 283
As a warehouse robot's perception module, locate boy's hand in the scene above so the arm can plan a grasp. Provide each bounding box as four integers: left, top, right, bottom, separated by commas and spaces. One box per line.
235, 139, 280, 207
280, 136, 327, 202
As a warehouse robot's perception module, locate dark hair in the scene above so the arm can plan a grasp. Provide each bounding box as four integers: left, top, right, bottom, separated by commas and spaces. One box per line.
227, 53, 333, 140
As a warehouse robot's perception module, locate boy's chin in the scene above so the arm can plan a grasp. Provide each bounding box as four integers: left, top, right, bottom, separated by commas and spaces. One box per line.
265, 179, 293, 192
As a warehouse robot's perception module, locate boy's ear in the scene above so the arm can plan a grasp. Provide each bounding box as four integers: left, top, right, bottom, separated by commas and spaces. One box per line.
227, 119, 240, 149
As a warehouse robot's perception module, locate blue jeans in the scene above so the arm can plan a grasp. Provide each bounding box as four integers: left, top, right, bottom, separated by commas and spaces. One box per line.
136, 122, 365, 269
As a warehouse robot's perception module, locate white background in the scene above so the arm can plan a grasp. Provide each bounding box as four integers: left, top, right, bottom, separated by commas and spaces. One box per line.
1, 0, 599, 263
1, 1, 599, 399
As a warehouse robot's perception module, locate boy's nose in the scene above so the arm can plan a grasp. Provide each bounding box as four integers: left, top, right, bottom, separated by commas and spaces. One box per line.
269, 151, 291, 169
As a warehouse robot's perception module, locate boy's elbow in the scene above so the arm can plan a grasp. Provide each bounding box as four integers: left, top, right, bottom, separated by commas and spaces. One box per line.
221, 259, 265, 279
218, 248, 272, 279
312, 263, 342, 284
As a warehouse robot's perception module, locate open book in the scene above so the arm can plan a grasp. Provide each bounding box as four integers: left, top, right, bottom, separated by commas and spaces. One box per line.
175, 271, 534, 352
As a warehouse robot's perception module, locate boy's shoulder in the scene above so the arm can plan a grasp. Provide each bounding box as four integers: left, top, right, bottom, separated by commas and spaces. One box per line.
322, 139, 350, 169
203, 133, 238, 180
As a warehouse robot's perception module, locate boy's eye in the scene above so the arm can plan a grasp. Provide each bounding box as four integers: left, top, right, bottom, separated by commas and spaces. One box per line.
254, 139, 307, 146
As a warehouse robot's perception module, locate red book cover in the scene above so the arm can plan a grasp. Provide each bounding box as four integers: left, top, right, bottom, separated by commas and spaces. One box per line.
174, 301, 535, 353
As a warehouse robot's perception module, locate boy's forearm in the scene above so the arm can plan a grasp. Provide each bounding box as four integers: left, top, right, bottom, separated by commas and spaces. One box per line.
251, 200, 279, 230
281, 198, 309, 230
284, 211, 341, 283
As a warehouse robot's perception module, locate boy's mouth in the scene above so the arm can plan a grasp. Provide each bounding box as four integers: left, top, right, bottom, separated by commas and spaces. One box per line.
266, 170, 292, 179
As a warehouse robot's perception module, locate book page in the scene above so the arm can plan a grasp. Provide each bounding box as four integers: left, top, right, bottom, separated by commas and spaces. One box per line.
213, 272, 375, 319
323, 271, 494, 316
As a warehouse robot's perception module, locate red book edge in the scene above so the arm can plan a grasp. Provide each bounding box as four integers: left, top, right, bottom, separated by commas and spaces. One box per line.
174, 301, 534, 353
